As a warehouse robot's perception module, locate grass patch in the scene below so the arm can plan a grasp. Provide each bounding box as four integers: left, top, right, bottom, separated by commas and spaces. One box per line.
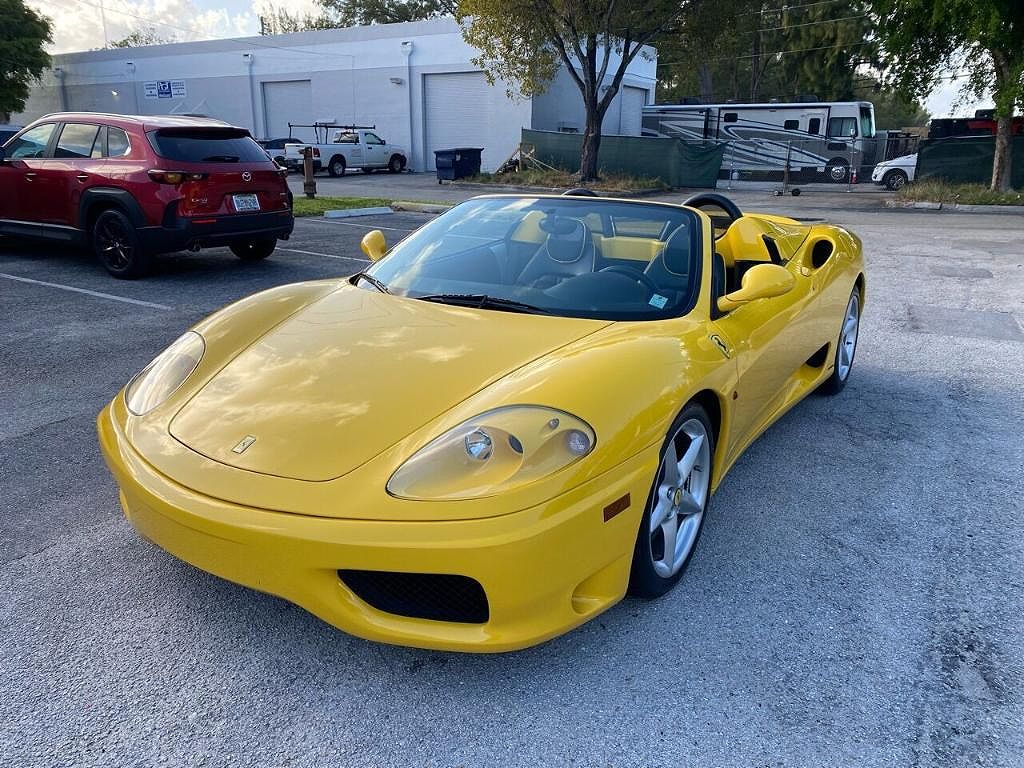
468, 167, 668, 192
292, 196, 394, 217
899, 180, 1024, 206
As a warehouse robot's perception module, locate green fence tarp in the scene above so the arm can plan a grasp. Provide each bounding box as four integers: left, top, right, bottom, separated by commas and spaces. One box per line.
521, 129, 726, 188
917, 136, 1024, 188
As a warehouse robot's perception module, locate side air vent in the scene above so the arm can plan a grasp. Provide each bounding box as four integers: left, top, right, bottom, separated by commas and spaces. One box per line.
810, 239, 834, 269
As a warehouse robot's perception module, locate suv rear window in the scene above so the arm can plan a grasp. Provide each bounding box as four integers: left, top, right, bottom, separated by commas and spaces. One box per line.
148, 128, 267, 163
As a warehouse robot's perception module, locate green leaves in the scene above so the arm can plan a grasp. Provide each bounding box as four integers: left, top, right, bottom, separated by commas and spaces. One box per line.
0, 0, 51, 118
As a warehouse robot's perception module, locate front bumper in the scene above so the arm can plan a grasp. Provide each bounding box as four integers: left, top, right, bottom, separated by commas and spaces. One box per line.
140, 209, 295, 255
97, 403, 659, 652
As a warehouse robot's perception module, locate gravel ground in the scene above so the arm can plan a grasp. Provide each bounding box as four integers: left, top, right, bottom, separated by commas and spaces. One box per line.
1, 204, 1022, 768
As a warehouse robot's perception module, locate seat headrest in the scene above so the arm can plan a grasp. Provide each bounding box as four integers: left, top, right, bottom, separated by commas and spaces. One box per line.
660, 225, 691, 275
545, 219, 587, 263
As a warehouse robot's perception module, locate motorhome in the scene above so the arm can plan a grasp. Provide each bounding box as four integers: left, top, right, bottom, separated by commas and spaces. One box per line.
642, 101, 878, 183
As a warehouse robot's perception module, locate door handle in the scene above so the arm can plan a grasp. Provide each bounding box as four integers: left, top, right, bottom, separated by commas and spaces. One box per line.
76, 173, 89, 182
24, 172, 36, 181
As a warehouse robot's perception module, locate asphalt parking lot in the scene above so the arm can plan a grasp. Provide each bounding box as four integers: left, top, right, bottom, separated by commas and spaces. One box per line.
2, 203, 1022, 767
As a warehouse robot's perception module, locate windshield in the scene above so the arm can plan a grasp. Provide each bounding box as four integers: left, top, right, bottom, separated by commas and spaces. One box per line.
365, 196, 702, 321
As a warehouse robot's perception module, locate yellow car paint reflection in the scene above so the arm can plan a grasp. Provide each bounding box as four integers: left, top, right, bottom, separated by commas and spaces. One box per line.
98, 194, 864, 652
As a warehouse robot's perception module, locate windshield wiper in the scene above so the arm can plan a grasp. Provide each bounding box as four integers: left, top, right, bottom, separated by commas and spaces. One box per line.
352, 272, 391, 294
415, 293, 549, 314
202, 155, 240, 162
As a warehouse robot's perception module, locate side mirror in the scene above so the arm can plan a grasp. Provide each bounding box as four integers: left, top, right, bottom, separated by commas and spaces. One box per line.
717, 263, 794, 313
360, 229, 387, 261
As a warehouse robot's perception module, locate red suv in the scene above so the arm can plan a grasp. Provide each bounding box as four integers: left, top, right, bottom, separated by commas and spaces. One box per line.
0, 113, 294, 278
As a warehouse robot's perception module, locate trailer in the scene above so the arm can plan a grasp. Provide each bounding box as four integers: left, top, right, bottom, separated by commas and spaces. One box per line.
642, 101, 879, 183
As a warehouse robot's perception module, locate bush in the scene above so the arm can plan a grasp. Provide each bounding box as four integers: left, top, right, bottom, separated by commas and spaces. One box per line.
899, 181, 1024, 206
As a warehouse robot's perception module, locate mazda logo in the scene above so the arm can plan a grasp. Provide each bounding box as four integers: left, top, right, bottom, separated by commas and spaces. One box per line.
241, 172, 252, 182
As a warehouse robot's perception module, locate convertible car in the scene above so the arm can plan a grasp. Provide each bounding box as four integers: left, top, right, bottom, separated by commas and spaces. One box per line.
98, 192, 864, 652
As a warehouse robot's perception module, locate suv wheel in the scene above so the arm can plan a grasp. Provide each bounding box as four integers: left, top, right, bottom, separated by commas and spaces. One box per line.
230, 238, 277, 261
92, 208, 151, 279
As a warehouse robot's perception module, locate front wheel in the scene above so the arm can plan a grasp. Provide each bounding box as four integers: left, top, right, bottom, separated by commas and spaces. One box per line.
883, 169, 908, 190
230, 238, 276, 261
92, 208, 151, 279
825, 158, 850, 183
629, 403, 714, 598
819, 287, 861, 395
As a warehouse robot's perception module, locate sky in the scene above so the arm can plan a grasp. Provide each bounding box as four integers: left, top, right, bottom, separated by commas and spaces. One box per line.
29, 0, 988, 119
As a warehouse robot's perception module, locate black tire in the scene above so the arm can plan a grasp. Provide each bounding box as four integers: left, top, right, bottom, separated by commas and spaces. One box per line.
327, 156, 346, 178
388, 155, 405, 173
91, 208, 152, 279
883, 169, 908, 191
230, 238, 276, 261
825, 158, 850, 183
628, 402, 715, 599
819, 286, 861, 395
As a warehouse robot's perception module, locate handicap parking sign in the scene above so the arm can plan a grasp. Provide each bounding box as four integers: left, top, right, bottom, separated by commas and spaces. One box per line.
157, 81, 172, 98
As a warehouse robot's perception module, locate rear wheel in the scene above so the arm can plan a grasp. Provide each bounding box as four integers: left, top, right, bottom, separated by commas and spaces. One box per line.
230, 238, 276, 261
92, 208, 151, 279
819, 287, 861, 395
883, 169, 908, 190
388, 155, 405, 173
629, 402, 714, 598
327, 156, 346, 178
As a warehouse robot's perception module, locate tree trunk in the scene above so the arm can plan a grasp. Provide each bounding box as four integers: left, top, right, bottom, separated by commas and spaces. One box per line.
698, 63, 714, 102
992, 115, 1013, 192
580, 107, 602, 182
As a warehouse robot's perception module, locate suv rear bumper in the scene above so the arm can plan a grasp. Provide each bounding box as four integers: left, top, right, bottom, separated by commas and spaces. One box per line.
140, 209, 295, 254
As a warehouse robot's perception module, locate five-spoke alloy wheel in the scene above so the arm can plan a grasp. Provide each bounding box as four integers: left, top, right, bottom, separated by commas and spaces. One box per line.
92, 208, 150, 279
820, 286, 861, 394
630, 403, 714, 597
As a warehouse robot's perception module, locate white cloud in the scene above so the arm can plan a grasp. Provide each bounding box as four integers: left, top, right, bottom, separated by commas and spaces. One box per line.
28, 0, 261, 53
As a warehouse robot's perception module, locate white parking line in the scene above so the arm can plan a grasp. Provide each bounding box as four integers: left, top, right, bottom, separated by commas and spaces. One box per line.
276, 246, 365, 261
0, 273, 173, 310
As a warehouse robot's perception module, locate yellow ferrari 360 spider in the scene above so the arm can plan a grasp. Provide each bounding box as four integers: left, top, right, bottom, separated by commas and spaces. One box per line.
98, 192, 864, 652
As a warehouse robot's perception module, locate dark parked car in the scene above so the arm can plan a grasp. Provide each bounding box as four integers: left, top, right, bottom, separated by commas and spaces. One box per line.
0, 125, 22, 145
256, 137, 291, 166
0, 112, 294, 278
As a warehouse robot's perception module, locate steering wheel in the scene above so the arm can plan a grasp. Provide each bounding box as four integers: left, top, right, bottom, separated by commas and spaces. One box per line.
682, 193, 743, 238
599, 265, 661, 293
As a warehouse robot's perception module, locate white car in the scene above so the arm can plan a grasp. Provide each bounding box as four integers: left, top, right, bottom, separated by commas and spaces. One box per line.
283, 129, 407, 177
872, 153, 917, 190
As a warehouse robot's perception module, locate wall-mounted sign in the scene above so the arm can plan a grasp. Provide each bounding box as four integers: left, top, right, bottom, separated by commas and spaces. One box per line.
143, 80, 187, 100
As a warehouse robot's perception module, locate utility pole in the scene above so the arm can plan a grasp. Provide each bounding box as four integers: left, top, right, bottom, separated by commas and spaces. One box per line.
99, 0, 110, 47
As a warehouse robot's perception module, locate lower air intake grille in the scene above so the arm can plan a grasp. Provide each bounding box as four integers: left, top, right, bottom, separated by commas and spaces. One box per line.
338, 569, 489, 624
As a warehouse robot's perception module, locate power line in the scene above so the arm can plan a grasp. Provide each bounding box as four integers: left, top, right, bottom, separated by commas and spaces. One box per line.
656, 40, 873, 67
757, 12, 871, 33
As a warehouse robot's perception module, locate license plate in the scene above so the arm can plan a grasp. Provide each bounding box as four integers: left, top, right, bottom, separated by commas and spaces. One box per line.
232, 193, 260, 212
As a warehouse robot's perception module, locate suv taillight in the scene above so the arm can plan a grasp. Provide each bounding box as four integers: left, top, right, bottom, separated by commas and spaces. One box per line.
147, 170, 209, 184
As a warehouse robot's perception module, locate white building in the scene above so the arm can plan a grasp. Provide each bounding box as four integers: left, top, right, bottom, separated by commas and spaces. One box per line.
14, 18, 657, 173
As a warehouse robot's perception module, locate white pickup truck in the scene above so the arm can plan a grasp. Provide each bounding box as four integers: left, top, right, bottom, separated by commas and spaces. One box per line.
283, 128, 408, 177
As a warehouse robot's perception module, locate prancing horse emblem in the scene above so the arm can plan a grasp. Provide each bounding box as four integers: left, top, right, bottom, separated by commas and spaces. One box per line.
232, 435, 257, 454
241, 171, 252, 182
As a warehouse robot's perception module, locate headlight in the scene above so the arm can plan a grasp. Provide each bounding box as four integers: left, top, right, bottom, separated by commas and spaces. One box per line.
125, 331, 205, 415
387, 406, 596, 500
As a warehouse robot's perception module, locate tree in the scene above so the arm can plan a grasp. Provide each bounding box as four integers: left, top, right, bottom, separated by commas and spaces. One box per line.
857, 79, 930, 130
109, 26, 176, 48
872, 0, 1024, 190
458, 0, 682, 181
259, 6, 338, 35
0, 0, 51, 122
314, 0, 453, 27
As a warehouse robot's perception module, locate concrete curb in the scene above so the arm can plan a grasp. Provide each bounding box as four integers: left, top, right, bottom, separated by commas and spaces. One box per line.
440, 181, 668, 198
390, 201, 452, 214
323, 207, 395, 218
884, 199, 1024, 214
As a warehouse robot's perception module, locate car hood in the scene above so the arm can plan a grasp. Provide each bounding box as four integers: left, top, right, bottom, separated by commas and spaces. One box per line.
169, 286, 609, 482
878, 153, 917, 168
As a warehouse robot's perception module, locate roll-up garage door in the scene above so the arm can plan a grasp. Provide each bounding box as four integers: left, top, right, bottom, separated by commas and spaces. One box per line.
262, 80, 313, 140
620, 86, 647, 136
424, 72, 489, 170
